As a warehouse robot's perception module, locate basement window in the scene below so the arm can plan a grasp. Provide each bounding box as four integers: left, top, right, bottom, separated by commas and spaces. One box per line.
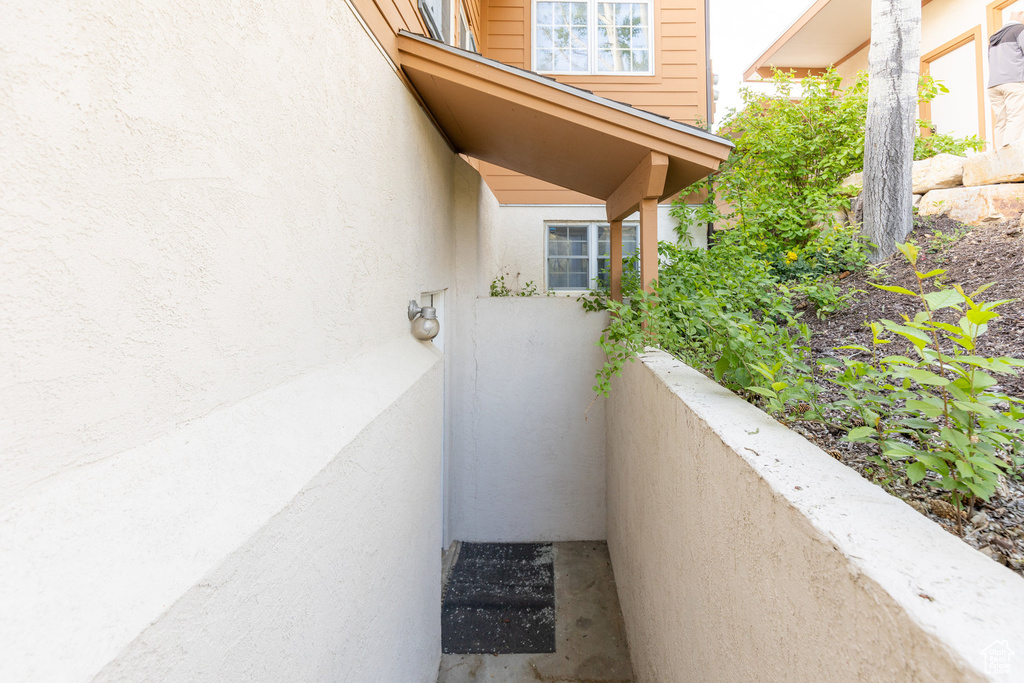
533, 0, 653, 75
546, 222, 638, 291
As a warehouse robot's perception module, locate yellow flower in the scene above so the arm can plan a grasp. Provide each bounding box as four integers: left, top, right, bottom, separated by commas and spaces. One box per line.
786, 250, 798, 262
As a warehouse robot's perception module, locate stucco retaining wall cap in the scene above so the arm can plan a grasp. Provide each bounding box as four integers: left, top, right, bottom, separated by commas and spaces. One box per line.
639, 349, 1024, 681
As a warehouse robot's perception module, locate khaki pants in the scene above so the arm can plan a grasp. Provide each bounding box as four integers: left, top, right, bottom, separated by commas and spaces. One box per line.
989, 82, 1024, 147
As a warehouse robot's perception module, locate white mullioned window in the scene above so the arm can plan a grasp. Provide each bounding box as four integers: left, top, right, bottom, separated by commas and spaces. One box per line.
546, 222, 639, 291
533, 0, 653, 75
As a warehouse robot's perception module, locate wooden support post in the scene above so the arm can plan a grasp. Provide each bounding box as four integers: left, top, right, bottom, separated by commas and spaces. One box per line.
639, 198, 658, 293
610, 219, 623, 302
606, 151, 668, 297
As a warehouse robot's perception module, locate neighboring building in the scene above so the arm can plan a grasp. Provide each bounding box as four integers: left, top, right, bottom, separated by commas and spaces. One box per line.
744, 0, 1024, 148
0, 1, 728, 681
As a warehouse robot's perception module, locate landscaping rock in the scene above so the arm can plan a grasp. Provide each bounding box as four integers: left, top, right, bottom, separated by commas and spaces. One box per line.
963, 139, 1024, 186
841, 154, 966, 195
917, 184, 1024, 225
841, 172, 863, 193
912, 153, 966, 194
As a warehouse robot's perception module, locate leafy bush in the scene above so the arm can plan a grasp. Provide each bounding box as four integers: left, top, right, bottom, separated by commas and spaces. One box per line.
583, 238, 813, 396
675, 69, 869, 251
675, 70, 984, 257
584, 240, 1023, 531
827, 243, 1024, 532
914, 131, 985, 160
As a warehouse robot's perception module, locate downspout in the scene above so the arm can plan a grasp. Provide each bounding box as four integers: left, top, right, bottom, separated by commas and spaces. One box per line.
705, 0, 715, 245
704, 0, 712, 128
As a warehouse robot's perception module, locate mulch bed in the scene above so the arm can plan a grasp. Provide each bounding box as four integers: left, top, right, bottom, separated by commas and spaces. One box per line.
790, 215, 1024, 576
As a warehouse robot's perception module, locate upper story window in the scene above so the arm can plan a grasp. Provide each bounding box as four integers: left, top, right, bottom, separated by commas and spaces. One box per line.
419, 0, 477, 52
533, 1, 652, 75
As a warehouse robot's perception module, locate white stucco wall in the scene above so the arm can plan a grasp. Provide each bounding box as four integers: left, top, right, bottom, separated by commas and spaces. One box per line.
449, 294, 610, 542
1, 0, 459, 505
1, 0, 469, 679
607, 351, 1024, 682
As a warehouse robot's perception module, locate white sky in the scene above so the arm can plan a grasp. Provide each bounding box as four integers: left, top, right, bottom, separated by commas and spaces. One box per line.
708, 0, 814, 129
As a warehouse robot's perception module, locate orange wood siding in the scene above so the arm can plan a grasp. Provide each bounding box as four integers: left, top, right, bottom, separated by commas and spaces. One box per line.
479, 0, 709, 203
344, 0, 710, 205
348, 0, 431, 63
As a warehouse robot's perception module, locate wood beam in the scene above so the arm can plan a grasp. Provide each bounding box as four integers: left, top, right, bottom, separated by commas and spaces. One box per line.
639, 198, 659, 293
610, 220, 623, 302
606, 151, 669, 223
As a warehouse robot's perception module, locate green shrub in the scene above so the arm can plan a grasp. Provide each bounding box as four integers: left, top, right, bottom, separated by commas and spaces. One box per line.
674, 70, 984, 256
827, 243, 1024, 532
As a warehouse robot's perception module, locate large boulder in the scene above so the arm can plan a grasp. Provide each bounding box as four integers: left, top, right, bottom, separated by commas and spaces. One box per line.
841, 172, 863, 193
917, 184, 1024, 225
963, 140, 1024, 186
840, 153, 966, 195
912, 153, 966, 193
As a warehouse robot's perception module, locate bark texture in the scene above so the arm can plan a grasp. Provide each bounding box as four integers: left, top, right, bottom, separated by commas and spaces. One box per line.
863, 0, 921, 261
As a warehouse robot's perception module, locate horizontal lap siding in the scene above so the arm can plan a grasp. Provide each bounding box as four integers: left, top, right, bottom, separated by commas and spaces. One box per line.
480, 0, 708, 203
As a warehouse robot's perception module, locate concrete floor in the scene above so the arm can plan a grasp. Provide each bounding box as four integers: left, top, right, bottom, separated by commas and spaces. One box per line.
437, 541, 634, 682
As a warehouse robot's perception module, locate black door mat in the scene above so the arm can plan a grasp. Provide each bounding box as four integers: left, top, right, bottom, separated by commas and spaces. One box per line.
441, 542, 556, 655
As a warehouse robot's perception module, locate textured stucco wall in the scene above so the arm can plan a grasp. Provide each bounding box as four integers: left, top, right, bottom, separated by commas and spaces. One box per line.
607, 351, 1024, 683
92, 355, 445, 683
449, 295, 610, 542
1, 0, 465, 679
0, 0, 457, 505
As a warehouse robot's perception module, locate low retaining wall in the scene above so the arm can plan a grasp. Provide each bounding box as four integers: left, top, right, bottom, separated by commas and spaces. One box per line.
1, 339, 444, 682
607, 350, 1024, 682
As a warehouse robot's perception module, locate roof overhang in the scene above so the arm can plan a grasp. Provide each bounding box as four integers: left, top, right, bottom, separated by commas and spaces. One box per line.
743, 0, 872, 82
396, 31, 733, 202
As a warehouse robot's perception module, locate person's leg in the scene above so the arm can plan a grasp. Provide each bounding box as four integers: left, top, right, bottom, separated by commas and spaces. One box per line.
1000, 82, 1024, 147
990, 85, 1008, 148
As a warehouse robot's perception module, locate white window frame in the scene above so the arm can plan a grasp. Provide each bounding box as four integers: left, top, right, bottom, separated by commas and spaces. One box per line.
544, 221, 639, 292
531, 0, 655, 76
458, 4, 477, 52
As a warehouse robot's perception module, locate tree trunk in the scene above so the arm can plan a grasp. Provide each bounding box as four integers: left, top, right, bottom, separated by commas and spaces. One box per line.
863, 0, 921, 261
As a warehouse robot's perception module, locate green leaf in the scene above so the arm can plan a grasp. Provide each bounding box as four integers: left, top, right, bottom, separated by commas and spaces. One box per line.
965, 308, 998, 325
871, 284, 918, 297
897, 242, 919, 264
846, 426, 877, 440
714, 356, 730, 382
907, 462, 927, 483
881, 441, 917, 458
900, 368, 950, 386
923, 289, 965, 311
881, 355, 916, 366
964, 480, 995, 500
918, 454, 950, 471
918, 268, 946, 279
747, 386, 778, 399
906, 399, 945, 417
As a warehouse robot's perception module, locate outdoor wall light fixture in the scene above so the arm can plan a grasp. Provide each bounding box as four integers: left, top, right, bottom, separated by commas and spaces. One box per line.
408, 300, 440, 341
